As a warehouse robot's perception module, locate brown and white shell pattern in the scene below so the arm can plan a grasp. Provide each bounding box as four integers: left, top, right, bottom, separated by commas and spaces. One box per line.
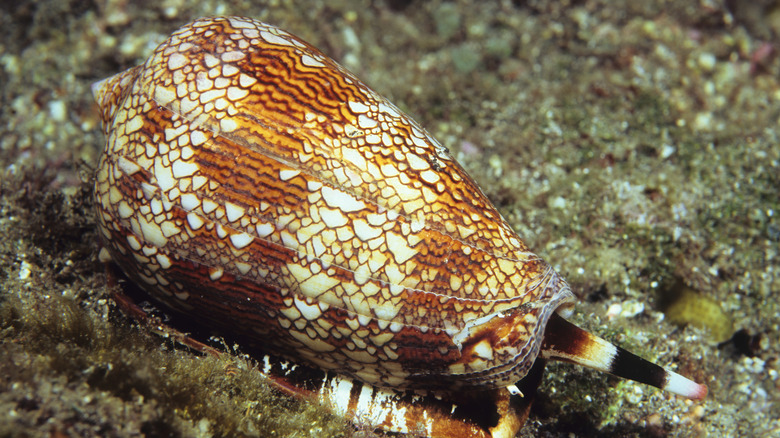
92, 16, 575, 392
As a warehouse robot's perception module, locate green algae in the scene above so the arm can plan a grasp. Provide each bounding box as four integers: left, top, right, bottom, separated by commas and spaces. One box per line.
660, 282, 734, 344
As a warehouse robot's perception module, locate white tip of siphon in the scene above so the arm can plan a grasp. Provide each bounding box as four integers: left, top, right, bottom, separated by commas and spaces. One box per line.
664, 370, 708, 400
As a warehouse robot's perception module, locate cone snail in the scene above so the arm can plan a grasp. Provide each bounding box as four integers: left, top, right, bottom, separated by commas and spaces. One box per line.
92, 16, 707, 436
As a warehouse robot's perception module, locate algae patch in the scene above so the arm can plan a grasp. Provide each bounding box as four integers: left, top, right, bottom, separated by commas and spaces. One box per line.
659, 282, 734, 344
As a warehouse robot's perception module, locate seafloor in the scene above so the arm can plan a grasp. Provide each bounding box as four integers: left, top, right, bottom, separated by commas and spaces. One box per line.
1, 0, 778, 437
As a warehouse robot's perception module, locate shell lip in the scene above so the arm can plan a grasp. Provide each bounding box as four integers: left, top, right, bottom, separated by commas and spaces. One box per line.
554, 301, 575, 318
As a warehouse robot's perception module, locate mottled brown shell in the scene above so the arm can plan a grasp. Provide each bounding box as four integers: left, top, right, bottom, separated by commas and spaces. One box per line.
93, 16, 574, 391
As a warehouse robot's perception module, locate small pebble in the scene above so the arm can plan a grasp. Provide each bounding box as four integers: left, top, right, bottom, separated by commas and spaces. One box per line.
698, 52, 716, 71
646, 413, 663, 427
48, 100, 67, 122
18, 261, 31, 280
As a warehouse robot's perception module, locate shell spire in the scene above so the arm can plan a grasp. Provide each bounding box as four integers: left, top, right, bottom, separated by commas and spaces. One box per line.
541, 313, 708, 400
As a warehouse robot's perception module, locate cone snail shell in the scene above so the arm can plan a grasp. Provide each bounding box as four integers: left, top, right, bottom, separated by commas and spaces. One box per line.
92, 15, 706, 432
